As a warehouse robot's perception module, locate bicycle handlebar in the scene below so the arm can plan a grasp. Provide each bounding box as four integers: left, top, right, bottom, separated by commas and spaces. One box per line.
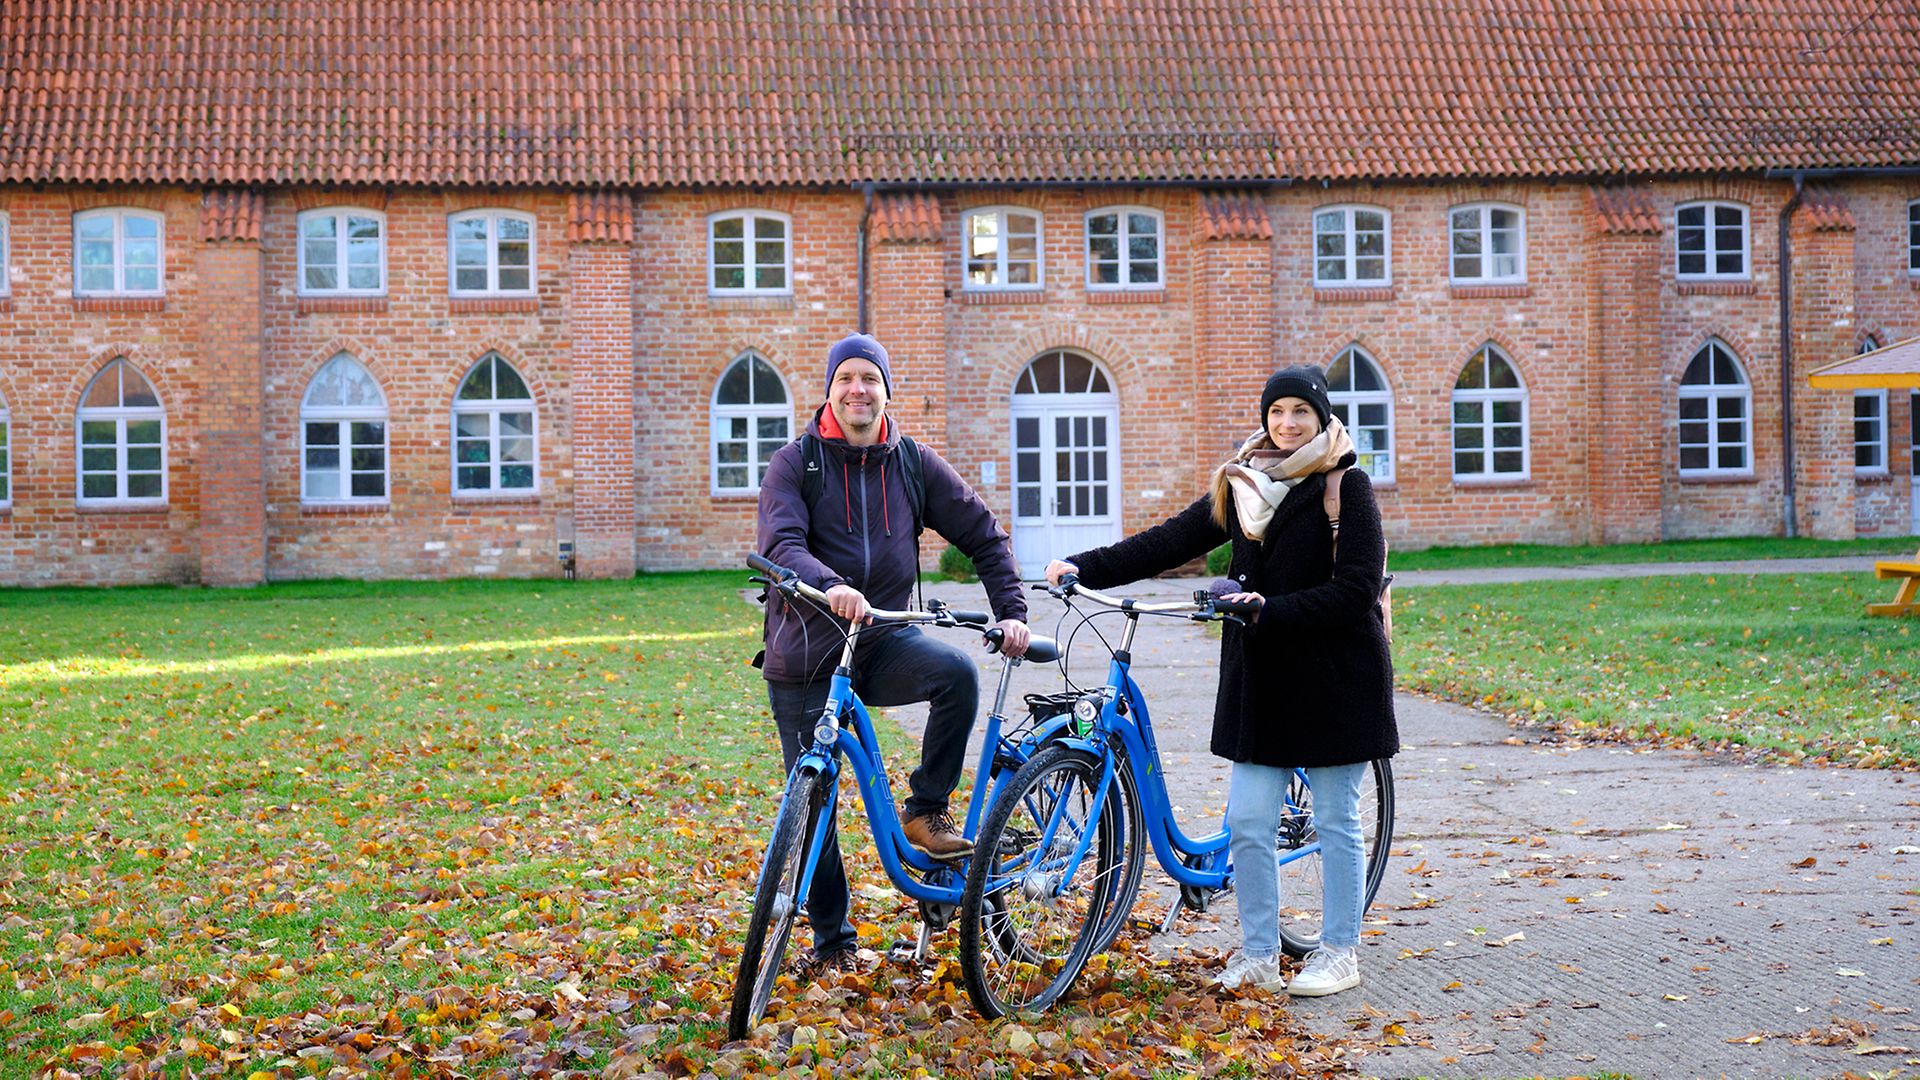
1037, 573, 1250, 622
749, 555, 996, 629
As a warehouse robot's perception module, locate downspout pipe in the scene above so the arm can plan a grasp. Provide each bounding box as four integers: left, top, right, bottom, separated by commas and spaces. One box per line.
856, 183, 875, 333
1777, 172, 1805, 539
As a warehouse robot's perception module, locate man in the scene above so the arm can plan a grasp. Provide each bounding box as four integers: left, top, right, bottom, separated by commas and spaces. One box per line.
755, 331, 1031, 967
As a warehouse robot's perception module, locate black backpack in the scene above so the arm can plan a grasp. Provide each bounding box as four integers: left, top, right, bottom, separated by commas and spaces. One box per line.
796, 432, 926, 537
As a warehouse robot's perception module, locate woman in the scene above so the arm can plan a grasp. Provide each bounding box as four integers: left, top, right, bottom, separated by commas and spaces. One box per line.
1044, 363, 1396, 997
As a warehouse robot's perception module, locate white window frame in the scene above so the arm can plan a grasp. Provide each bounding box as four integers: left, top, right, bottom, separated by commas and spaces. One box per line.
1451, 345, 1530, 481
296, 208, 388, 296
706, 211, 793, 296
0, 393, 11, 510
451, 354, 538, 495
447, 210, 536, 297
300, 354, 391, 504
709, 352, 792, 495
962, 206, 1044, 291
1907, 199, 1919, 277
1312, 205, 1392, 286
1326, 345, 1396, 481
1675, 200, 1750, 281
1084, 206, 1163, 290
1677, 340, 1754, 478
1448, 203, 1526, 284
75, 360, 168, 506
0, 212, 10, 297
1855, 390, 1890, 476
73, 208, 165, 297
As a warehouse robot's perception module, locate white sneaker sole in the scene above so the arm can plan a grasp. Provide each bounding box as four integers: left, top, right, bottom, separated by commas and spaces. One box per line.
1287, 971, 1361, 997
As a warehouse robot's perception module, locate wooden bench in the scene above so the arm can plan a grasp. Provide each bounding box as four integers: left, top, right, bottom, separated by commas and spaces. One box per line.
1870, 547, 1920, 616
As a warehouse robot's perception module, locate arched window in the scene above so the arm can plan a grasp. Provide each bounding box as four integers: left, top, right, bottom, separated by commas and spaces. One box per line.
298, 208, 387, 295
708, 211, 792, 295
1085, 207, 1163, 289
452, 354, 537, 494
1451, 345, 1528, 479
962, 207, 1043, 290
1326, 346, 1395, 480
74, 209, 164, 296
711, 351, 791, 493
301, 354, 389, 502
0, 387, 11, 507
448, 210, 535, 296
1678, 340, 1752, 476
76, 359, 166, 504
1676, 200, 1749, 280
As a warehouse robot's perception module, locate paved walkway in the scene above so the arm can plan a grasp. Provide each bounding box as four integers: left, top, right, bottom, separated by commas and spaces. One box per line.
1388, 555, 1884, 587
886, 566, 1920, 1080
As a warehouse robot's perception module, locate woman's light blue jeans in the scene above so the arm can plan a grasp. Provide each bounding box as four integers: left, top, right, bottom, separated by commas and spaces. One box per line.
1226, 760, 1369, 959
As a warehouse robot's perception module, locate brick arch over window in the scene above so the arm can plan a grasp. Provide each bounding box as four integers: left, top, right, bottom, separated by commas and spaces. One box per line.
440, 190, 542, 216
1443, 330, 1533, 388
68, 344, 176, 415
986, 322, 1143, 400
703, 189, 802, 217
441, 340, 551, 411
706, 337, 799, 402
1665, 325, 1761, 387
293, 336, 398, 395
67, 191, 167, 214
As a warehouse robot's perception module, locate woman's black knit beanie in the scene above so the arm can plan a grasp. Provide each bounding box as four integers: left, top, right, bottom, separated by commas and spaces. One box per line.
1260, 364, 1332, 427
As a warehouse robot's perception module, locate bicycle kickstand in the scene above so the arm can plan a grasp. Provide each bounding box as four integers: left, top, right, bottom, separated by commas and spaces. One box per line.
1158, 894, 1185, 934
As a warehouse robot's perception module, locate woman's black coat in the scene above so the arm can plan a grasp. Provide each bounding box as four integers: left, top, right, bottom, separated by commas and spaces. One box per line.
1068, 462, 1398, 768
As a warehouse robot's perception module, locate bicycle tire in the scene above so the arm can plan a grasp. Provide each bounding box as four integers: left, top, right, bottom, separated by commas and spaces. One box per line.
727, 766, 826, 1039
1275, 758, 1395, 958
1088, 748, 1145, 953
958, 743, 1120, 1019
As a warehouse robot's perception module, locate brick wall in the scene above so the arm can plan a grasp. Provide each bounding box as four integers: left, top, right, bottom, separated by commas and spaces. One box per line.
0, 175, 1913, 588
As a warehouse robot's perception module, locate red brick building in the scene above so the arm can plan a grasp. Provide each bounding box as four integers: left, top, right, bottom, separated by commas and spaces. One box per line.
2, 2, 1918, 586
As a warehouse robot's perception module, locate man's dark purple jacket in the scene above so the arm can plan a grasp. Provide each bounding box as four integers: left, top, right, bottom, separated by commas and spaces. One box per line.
755, 406, 1027, 684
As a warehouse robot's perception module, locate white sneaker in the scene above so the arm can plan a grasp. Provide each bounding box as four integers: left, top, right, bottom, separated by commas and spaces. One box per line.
1213, 950, 1285, 991
1287, 946, 1361, 997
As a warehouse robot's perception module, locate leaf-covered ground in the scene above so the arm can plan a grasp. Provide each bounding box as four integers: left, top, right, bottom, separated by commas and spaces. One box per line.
0, 576, 1332, 1078
1394, 572, 1920, 768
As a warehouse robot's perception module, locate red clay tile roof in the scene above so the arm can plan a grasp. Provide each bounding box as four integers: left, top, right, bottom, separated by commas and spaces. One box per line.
1199, 191, 1274, 241
1589, 189, 1664, 235
567, 192, 634, 244
3, 2, 1918, 189
1800, 190, 1857, 231
199, 190, 265, 243
870, 193, 942, 244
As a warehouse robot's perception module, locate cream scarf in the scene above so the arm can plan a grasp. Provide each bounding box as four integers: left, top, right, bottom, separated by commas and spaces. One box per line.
1220, 418, 1355, 540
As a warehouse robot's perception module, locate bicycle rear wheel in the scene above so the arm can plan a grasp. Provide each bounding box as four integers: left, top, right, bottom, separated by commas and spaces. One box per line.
727, 766, 827, 1039
1275, 758, 1395, 958
958, 743, 1120, 1019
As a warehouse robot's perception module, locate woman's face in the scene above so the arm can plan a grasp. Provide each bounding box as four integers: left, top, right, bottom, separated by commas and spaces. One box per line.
1267, 396, 1322, 452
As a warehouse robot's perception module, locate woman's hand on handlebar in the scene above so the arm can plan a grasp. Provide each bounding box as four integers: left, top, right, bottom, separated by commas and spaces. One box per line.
1043, 560, 1079, 586
1219, 591, 1265, 614
824, 583, 869, 623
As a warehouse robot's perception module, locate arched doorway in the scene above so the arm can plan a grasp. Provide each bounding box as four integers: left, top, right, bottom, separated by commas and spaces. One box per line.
1009, 350, 1122, 577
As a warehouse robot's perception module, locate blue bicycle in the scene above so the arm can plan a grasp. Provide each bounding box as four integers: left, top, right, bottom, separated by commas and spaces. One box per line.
957, 576, 1394, 1018
729, 554, 1123, 1037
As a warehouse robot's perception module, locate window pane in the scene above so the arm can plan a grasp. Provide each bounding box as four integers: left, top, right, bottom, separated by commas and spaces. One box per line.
347, 216, 380, 239
126, 473, 162, 498
712, 240, 745, 265
755, 265, 786, 290
1007, 236, 1037, 261
1354, 231, 1385, 258
1088, 236, 1119, 261
307, 447, 341, 470
82, 419, 118, 444
457, 365, 493, 400
126, 446, 161, 471
1492, 425, 1523, 449
756, 416, 787, 440
718, 465, 749, 489
124, 267, 159, 292
1678, 252, 1706, 276
126, 419, 161, 443
1453, 256, 1478, 278
713, 266, 746, 290
499, 437, 533, 463
305, 264, 339, 291
1127, 213, 1156, 236
1488, 357, 1519, 389
80, 266, 114, 292
1492, 451, 1524, 474
1358, 403, 1387, 428
347, 265, 380, 290
1452, 228, 1482, 256
501, 464, 533, 489
1677, 206, 1704, 230
494, 366, 530, 400
1718, 419, 1745, 446
712, 217, 744, 239
1455, 425, 1484, 450
1491, 252, 1520, 278
305, 470, 341, 499
1088, 214, 1117, 236
1680, 446, 1709, 470
1128, 234, 1156, 260
456, 413, 490, 439
1679, 397, 1708, 420
716, 360, 752, 404
347, 238, 381, 264
455, 267, 487, 291
301, 215, 336, 239
1715, 251, 1743, 275
350, 447, 384, 471
1316, 258, 1344, 281
755, 217, 785, 240
497, 266, 529, 292
452, 217, 488, 242
350, 473, 385, 498
728, 416, 748, 439
1717, 445, 1745, 469
1017, 454, 1039, 483
1354, 211, 1383, 232
1006, 262, 1035, 285
457, 465, 490, 490
1453, 400, 1482, 425
82, 447, 116, 471
716, 440, 747, 465
498, 218, 530, 241
1354, 257, 1385, 280
123, 216, 158, 239
1454, 452, 1482, 475
1491, 400, 1523, 425
79, 237, 114, 266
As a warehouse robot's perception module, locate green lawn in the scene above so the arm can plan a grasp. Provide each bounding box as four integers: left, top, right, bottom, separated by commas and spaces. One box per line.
1394, 572, 1920, 768
1386, 534, 1912, 571
0, 576, 1309, 1078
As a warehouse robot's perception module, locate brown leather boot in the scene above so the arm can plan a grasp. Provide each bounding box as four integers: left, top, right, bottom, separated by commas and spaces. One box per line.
901, 809, 973, 859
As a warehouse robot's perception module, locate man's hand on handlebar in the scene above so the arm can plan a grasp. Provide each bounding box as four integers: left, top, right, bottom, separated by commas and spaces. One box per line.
824, 583, 870, 623
1043, 560, 1079, 587
992, 619, 1031, 658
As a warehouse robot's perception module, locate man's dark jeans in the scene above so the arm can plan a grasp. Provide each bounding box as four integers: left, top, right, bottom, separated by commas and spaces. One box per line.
765, 626, 980, 958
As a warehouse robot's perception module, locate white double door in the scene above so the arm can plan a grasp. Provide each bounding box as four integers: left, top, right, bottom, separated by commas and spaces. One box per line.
1009, 402, 1122, 579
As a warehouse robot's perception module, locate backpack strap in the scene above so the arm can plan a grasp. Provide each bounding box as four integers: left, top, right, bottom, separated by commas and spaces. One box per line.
896, 435, 927, 538
1323, 467, 1347, 555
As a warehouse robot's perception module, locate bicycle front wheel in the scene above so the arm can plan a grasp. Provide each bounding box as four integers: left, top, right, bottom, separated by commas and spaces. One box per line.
1275, 758, 1395, 958
958, 744, 1119, 1019
727, 766, 826, 1039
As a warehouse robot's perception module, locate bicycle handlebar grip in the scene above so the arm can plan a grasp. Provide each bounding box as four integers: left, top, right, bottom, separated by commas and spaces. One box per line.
947, 608, 991, 626
744, 552, 794, 581
982, 627, 1005, 654
1212, 595, 1262, 616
